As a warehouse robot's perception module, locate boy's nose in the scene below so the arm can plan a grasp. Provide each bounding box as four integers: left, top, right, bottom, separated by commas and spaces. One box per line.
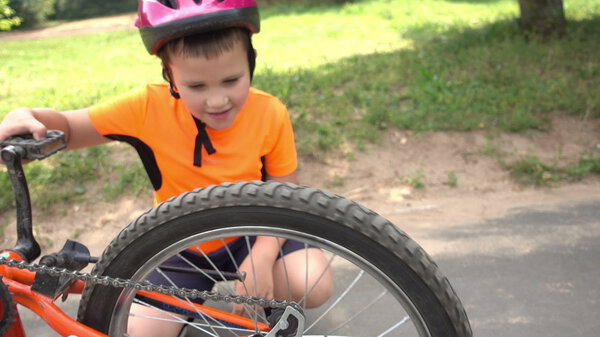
206, 95, 229, 109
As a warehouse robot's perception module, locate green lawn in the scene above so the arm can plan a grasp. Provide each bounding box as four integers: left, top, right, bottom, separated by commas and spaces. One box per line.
0, 0, 599, 212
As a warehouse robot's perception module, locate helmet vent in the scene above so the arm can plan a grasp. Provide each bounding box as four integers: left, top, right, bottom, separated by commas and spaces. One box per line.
157, 0, 178, 9
193, 0, 202, 3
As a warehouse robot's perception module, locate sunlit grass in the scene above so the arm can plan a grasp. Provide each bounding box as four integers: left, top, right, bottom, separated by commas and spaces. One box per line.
0, 0, 599, 213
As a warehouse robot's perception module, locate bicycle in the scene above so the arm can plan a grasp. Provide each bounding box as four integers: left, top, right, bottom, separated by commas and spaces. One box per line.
0, 130, 472, 337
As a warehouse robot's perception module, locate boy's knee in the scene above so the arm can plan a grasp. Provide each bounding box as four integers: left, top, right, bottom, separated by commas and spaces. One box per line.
277, 248, 334, 307
302, 276, 334, 308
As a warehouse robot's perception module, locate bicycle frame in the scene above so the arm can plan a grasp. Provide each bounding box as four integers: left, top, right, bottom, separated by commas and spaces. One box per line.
0, 249, 271, 337
0, 250, 105, 337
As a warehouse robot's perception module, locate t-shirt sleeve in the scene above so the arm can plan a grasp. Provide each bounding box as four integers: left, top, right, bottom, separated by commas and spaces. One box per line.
263, 99, 298, 177
88, 87, 148, 138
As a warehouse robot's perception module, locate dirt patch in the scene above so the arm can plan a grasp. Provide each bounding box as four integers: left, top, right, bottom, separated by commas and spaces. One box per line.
296, 116, 600, 255
1, 115, 598, 259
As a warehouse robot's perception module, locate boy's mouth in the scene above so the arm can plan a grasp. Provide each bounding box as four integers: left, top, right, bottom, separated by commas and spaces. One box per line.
207, 109, 232, 120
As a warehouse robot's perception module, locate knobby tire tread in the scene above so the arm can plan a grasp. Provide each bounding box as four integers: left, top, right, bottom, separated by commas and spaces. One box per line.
76, 181, 471, 337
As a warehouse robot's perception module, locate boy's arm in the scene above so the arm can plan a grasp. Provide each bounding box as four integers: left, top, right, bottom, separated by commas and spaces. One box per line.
59, 108, 110, 150
232, 170, 299, 315
0, 107, 109, 150
264, 171, 299, 184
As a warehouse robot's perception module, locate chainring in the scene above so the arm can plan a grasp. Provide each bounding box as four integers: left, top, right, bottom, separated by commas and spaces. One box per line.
0, 276, 17, 336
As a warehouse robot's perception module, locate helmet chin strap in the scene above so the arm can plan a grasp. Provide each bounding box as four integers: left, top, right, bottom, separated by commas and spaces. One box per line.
162, 67, 181, 99
248, 38, 256, 81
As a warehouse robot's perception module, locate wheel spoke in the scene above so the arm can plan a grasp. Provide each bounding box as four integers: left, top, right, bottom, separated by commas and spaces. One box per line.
191, 239, 264, 323
131, 298, 219, 337
305, 270, 365, 333
326, 289, 388, 335
78, 182, 471, 337
276, 237, 293, 301
152, 268, 227, 337
298, 252, 336, 308
376, 316, 412, 337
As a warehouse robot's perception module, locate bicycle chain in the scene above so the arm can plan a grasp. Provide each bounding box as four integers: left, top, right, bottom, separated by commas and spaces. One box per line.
0, 257, 291, 308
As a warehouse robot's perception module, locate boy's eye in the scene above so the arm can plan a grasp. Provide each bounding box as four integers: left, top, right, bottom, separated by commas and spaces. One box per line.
188, 84, 205, 90
223, 77, 239, 85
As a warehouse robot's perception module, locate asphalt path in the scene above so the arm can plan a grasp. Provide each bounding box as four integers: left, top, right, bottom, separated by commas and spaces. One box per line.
13, 198, 600, 336
432, 198, 600, 337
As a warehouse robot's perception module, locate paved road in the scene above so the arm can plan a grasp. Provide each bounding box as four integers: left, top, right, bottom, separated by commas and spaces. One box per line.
14, 198, 600, 336
431, 199, 600, 337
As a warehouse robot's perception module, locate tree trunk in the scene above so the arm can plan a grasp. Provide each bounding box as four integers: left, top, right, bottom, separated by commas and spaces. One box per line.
518, 0, 567, 37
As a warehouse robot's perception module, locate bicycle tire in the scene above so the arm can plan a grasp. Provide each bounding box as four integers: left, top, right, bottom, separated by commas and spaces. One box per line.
77, 181, 471, 337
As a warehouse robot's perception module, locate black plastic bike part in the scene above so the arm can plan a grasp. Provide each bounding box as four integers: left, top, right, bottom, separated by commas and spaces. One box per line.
157, 265, 245, 281
0, 276, 17, 335
0, 130, 66, 161
0, 131, 67, 263
30, 272, 74, 299
31, 240, 94, 298
1, 145, 40, 262
266, 304, 304, 337
39, 240, 95, 270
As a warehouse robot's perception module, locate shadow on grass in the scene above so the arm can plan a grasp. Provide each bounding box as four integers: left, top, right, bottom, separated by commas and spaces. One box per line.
254, 15, 600, 154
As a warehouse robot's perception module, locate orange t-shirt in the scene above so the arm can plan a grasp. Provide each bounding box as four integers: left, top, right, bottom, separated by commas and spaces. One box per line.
89, 84, 298, 204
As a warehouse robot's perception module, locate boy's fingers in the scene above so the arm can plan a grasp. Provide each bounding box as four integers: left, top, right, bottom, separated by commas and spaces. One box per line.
231, 303, 244, 316
0, 109, 48, 141
0, 125, 46, 141
31, 123, 48, 140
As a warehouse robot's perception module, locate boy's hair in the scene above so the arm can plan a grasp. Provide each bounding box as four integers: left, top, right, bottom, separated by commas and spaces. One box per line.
158, 27, 255, 78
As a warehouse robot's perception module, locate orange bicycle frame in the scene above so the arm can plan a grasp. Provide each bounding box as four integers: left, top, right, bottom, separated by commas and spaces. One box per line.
0, 250, 269, 337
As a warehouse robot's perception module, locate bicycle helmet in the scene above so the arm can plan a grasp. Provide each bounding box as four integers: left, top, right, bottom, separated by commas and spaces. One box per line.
136, 0, 260, 55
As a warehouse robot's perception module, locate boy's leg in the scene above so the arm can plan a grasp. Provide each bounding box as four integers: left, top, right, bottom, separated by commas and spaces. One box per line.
128, 304, 187, 337
227, 238, 333, 310
127, 251, 216, 337
230, 238, 334, 308
272, 245, 334, 308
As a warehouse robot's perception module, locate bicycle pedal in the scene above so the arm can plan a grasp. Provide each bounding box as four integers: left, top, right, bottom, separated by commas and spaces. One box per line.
0, 130, 66, 160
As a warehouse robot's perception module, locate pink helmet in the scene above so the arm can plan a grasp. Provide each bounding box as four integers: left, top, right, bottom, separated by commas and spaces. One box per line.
136, 0, 260, 55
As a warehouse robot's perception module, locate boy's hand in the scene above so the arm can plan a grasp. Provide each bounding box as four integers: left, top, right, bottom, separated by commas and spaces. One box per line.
233, 254, 275, 317
232, 236, 282, 317
0, 108, 49, 141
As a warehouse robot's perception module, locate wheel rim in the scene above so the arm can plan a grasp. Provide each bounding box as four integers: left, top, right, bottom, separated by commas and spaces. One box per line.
107, 226, 432, 337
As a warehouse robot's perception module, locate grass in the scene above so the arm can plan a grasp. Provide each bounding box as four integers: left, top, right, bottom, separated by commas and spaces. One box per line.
447, 171, 458, 188
503, 153, 600, 186
0, 0, 599, 212
402, 170, 427, 190
325, 174, 346, 188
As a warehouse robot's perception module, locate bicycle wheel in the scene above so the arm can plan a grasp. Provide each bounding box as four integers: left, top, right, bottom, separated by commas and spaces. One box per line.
77, 181, 471, 337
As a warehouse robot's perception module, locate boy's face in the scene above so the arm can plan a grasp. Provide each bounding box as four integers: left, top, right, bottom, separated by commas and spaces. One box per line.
169, 39, 251, 130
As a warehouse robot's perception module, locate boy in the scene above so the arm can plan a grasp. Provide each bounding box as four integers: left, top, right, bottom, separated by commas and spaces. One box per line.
0, 0, 333, 335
